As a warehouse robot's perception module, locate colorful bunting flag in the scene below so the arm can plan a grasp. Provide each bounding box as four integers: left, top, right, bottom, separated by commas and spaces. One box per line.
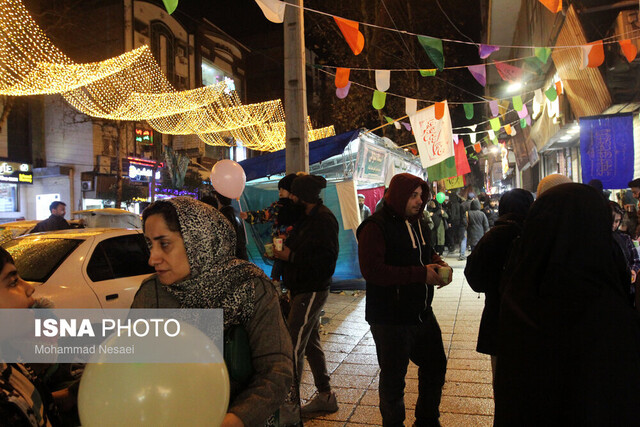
335, 67, 350, 88
580, 40, 604, 69
336, 81, 351, 99
375, 70, 391, 92
418, 36, 444, 71
463, 103, 474, 120
479, 44, 500, 59
488, 129, 496, 141
409, 101, 454, 168
504, 124, 512, 135
538, 0, 562, 13
526, 115, 532, 126
520, 118, 527, 128
490, 117, 501, 131
444, 175, 465, 190
474, 143, 482, 153
454, 136, 471, 176
254, 0, 286, 23
384, 116, 394, 124
517, 104, 529, 119
499, 99, 511, 121
535, 47, 552, 64
555, 81, 563, 95
494, 61, 524, 82
406, 98, 417, 116
434, 102, 445, 120
545, 86, 557, 102
162, 0, 179, 14
467, 64, 486, 86
394, 121, 402, 130
419, 69, 437, 77
402, 122, 411, 131
620, 39, 638, 63
489, 100, 499, 117
372, 90, 386, 109
513, 95, 523, 111
334, 17, 365, 56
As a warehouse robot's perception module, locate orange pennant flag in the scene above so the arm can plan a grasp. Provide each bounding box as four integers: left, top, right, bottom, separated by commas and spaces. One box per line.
335, 68, 350, 88
620, 40, 638, 63
434, 102, 445, 120
504, 124, 512, 136
333, 17, 365, 56
587, 40, 604, 68
538, 0, 561, 13
555, 81, 563, 95
474, 143, 482, 153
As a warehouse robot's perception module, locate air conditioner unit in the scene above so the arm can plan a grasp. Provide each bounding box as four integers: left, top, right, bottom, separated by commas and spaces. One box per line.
81, 180, 94, 191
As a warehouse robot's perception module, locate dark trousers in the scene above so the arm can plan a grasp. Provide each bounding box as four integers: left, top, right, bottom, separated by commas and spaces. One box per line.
370, 312, 447, 427
287, 290, 331, 393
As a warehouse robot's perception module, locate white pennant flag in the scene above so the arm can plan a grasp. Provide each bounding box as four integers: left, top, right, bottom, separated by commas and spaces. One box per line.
470, 132, 477, 144
254, 0, 286, 23
488, 129, 496, 141
409, 101, 454, 168
406, 98, 417, 116
375, 70, 391, 92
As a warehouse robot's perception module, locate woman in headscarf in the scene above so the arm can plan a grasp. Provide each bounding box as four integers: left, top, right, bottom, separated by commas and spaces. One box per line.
427, 200, 448, 256
464, 189, 534, 388
495, 183, 640, 426
131, 197, 293, 427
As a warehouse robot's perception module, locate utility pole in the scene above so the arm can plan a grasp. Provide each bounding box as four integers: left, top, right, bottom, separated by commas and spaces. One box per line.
284, 0, 309, 174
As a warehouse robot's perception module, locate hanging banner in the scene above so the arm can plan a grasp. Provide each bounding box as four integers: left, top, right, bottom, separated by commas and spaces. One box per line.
409, 101, 454, 168
444, 175, 465, 190
580, 113, 634, 189
356, 144, 388, 182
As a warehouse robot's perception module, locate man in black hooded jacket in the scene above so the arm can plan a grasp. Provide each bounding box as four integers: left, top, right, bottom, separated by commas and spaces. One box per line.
357, 173, 451, 427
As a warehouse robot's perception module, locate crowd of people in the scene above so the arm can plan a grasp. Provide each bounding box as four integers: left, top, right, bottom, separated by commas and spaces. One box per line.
3, 171, 640, 426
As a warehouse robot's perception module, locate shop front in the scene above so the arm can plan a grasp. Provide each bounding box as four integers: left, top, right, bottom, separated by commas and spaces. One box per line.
0, 160, 33, 222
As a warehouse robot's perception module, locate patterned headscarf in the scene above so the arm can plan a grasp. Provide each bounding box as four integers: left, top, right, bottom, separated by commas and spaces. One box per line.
158, 197, 268, 329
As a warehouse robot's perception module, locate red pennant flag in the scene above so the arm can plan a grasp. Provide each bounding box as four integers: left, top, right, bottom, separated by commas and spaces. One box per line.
619, 40, 637, 63
586, 40, 605, 68
555, 81, 563, 95
335, 68, 350, 88
434, 102, 445, 120
538, 0, 561, 13
494, 61, 523, 82
333, 17, 365, 56
474, 143, 482, 153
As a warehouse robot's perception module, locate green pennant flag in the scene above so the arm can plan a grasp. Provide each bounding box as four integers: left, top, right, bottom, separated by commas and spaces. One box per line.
384, 116, 394, 124
520, 118, 527, 129
523, 57, 544, 75
372, 90, 387, 110
417, 36, 444, 71
463, 103, 474, 120
545, 86, 558, 102
162, 0, 178, 14
426, 156, 456, 181
512, 95, 523, 111
419, 69, 437, 77
490, 117, 501, 131
535, 47, 552, 64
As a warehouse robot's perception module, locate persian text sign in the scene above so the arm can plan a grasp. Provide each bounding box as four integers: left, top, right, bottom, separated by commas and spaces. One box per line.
580, 113, 634, 189
409, 101, 454, 168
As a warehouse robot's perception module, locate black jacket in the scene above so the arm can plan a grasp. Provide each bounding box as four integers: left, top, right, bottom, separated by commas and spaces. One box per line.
220, 205, 248, 261
283, 202, 339, 295
31, 215, 70, 233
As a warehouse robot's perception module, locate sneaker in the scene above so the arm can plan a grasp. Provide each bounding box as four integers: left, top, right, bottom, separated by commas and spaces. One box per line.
301, 391, 339, 415
279, 402, 301, 426
457, 256, 466, 261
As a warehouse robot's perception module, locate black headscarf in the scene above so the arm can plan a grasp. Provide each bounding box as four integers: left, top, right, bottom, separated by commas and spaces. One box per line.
495, 183, 640, 425
497, 188, 533, 220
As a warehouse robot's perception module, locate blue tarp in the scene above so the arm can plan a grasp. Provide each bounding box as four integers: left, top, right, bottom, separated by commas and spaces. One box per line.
239, 129, 360, 181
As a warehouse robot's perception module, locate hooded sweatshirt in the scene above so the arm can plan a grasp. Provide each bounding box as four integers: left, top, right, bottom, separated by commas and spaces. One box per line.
357, 173, 446, 324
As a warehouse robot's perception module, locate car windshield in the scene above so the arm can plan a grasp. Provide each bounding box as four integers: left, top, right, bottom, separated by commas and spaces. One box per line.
2, 237, 82, 282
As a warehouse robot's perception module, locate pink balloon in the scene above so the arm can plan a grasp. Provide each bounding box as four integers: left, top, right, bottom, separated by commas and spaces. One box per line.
210, 159, 246, 199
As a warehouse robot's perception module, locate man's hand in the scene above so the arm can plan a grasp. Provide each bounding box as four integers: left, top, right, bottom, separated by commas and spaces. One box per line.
239, 212, 248, 220
221, 413, 244, 427
426, 264, 447, 288
273, 244, 291, 261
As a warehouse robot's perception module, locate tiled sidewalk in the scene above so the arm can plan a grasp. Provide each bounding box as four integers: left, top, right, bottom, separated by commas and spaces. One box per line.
300, 256, 493, 426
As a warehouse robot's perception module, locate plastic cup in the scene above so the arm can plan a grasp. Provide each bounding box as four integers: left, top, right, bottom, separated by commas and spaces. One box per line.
438, 266, 451, 283
273, 238, 283, 251
264, 243, 274, 257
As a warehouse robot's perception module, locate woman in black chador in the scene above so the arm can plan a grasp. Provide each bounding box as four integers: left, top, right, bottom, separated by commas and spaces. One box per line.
495, 183, 640, 426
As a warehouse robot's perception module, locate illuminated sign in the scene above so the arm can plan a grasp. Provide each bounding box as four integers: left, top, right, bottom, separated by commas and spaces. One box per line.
135, 128, 153, 146
0, 161, 33, 184
126, 157, 162, 183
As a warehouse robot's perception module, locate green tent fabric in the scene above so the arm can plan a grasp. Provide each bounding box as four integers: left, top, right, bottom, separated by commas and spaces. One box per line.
426, 156, 456, 181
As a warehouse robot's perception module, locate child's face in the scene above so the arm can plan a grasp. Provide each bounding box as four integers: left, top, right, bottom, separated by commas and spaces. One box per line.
0, 262, 35, 308
279, 188, 290, 199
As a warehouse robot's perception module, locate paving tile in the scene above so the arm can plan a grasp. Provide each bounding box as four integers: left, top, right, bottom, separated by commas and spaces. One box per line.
449, 340, 478, 350
439, 412, 494, 426
440, 395, 494, 416
447, 358, 492, 371
304, 402, 356, 422
301, 420, 345, 427
359, 389, 379, 406
325, 351, 349, 363
343, 353, 379, 365
443, 382, 494, 399
445, 369, 493, 384
323, 333, 365, 345
334, 362, 380, 377
323, 342, 358, 353
348, 404, 383, 425
350, 345, 377, 355
332, 386, 366, 404
448, 349, 491, 360
331, 373, 376, 389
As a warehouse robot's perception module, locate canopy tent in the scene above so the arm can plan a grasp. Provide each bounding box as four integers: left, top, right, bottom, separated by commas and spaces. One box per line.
239, 129, 360, 181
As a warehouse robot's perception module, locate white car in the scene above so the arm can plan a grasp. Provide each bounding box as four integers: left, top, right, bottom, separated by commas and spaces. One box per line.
2, 228, 154, 309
